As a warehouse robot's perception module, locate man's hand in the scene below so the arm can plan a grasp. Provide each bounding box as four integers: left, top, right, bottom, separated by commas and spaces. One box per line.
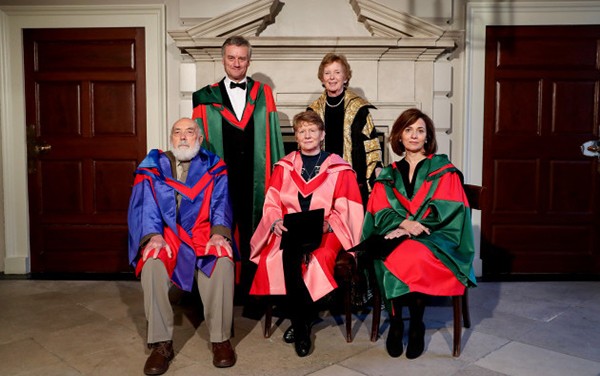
206, 234, 233, 258
142, 234, 173, 261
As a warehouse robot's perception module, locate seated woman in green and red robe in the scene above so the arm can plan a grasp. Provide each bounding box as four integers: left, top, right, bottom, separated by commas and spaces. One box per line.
361, 108, 477, 359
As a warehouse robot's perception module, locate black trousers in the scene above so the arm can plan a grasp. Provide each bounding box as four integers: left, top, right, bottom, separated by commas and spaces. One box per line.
281, 245, 316, 338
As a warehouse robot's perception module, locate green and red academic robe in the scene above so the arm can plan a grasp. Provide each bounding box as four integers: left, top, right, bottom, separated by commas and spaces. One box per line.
191, 77, 284, 232
362, 154, 477, 301
127, 149, 235, 292
249, 152, 364, 301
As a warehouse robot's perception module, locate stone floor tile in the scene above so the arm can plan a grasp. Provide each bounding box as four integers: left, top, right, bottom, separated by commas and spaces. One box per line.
426, 329, 510, 362
34, 320, 139, 362
0, 290, 76, 321
450, 364, 509, 376
474, 341, 600, 376
463, 305, 538, 341
0, 338, 63, 375
15, 363, 83, 376
513, 305, 600, 362
340, 345, 466, 376
306, 364, 368, 376
66, 342, 148, 376
0, 280, 50, 299
4, 303, 108, 342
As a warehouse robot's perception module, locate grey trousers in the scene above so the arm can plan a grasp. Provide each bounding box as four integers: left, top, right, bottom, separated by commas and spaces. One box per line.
141, 257, 235, 344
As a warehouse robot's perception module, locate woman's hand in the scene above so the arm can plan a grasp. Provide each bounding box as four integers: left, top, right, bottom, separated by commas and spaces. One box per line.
400, 219, 431, 237
385, 227, 410, 240
271, 219, 287, 237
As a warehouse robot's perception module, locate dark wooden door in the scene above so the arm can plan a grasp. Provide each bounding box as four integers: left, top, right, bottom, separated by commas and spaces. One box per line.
25, 28, 147, 274
482, 25, 600, 278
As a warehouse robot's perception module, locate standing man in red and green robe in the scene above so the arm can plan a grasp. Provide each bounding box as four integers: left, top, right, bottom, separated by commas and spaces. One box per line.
192, 35, 284, 318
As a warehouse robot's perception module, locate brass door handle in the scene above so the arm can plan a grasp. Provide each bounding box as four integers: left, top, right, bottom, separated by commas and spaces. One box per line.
581, 140, 600, 157
34, 144, 52, 154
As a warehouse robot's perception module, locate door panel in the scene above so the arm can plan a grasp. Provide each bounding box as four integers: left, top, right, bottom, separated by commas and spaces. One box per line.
25, 28, 147, 274
483, 25, 600, 277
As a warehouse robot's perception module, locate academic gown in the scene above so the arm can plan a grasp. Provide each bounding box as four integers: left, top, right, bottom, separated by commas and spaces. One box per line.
192, 77, 284, 232
361, 154, 477, 301
249, 152, 364, 302
127, 148, 235, 292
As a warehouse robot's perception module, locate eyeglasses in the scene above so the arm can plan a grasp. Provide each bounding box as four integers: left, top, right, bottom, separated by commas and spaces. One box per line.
172, 129, 197, 138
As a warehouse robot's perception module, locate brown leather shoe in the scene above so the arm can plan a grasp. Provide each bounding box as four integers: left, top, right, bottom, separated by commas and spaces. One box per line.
144, 340, 174, 375
212, 340, 236, 368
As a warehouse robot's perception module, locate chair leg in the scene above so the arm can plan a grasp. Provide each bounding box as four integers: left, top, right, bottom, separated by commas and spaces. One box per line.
264, 303, 273, 338
343, 279, 353, 342
370, 285, 381, 342
452, 296, 462, 357
462, 289, 471, 328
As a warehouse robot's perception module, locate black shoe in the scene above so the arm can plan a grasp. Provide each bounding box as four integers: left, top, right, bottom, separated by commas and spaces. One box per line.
294, 337, 311, 357
406, 322, 425, 359
283, 326, 295, 343
385, 318, 404, 358
284, 317, 319, 344
292, 321, 312, 357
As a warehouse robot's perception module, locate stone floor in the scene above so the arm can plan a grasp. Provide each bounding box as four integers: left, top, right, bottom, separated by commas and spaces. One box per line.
0, 278, 599, 376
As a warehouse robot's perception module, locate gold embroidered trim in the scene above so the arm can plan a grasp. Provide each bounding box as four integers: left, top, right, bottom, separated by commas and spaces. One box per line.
364, 138, 382, 191
309, 89, 382, 188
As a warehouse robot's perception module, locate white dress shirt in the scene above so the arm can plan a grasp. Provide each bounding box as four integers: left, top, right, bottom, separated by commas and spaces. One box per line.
224, 77, 247, 120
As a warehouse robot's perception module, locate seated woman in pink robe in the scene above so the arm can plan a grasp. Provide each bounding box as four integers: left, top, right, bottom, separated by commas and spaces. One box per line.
249, 111, 364, 357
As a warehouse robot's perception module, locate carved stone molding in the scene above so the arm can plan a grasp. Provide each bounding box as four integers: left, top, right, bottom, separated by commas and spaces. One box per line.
168, 0, 461, 62
351, 0, 444, 38
169, 0, 281, 40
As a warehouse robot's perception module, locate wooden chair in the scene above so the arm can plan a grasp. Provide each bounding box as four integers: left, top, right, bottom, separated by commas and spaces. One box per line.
369, 184, 484, 357
263, 249, 357, 342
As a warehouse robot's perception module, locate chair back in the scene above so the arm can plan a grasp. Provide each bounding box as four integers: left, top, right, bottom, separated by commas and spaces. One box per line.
463, 184, 484, 211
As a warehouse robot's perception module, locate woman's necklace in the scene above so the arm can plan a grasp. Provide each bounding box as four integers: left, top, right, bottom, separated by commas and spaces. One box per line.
301, 151, 323, 180
326, 95, 344, 108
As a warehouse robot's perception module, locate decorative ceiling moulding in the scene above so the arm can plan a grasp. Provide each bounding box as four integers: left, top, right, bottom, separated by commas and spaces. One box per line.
169, 0, 460, 63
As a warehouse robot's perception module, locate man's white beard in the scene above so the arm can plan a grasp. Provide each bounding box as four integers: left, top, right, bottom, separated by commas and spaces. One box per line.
170, 141, 200, 162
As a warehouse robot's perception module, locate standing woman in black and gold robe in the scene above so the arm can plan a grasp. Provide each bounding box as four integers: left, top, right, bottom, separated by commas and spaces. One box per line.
308, 53, 383, 206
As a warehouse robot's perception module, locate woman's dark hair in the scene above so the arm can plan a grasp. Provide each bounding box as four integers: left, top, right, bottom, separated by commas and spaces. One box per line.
389, 108, 438, 156
317, 53, 352, 87
292, 110, 325, 132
